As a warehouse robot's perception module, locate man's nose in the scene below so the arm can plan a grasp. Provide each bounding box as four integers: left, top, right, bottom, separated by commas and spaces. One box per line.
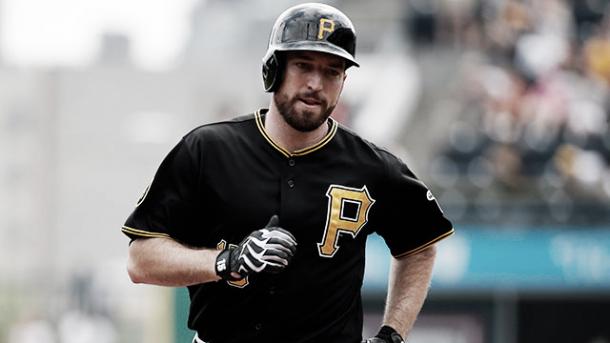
306, 71, 323, 91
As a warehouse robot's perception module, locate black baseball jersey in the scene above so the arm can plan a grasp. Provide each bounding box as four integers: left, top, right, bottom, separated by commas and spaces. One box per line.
122, 109, 453, 343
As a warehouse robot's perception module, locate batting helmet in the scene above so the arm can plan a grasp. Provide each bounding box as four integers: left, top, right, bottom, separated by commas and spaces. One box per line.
262, 3, 359, 92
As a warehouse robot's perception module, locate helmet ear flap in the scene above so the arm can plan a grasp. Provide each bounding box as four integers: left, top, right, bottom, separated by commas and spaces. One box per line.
262, 53, 284, 93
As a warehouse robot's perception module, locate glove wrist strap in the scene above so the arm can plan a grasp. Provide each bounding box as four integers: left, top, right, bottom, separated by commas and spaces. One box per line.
378, 325, 396, 338
215, 249, 234, 280
377, 325, 404, 343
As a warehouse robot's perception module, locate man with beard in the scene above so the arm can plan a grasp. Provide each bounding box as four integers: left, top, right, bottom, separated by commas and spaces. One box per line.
122, 3, 454, 343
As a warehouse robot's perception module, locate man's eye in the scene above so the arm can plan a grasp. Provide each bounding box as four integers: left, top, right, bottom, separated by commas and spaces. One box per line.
326, 69, 341, 77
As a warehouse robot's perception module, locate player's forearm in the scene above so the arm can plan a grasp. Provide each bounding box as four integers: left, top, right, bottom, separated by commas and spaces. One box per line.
382, 245, 437, 338
127, 237, 221, 287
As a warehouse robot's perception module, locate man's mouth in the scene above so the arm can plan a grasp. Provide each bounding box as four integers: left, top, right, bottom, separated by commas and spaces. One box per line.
299, 97, 322, 106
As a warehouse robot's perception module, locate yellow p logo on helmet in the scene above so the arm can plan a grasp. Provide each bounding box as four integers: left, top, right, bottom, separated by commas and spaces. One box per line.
318, 18, 335, 39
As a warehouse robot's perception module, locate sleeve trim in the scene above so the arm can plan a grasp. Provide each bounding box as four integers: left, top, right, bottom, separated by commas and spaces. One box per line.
393, 228, 455, 258
121, 226, 171, 239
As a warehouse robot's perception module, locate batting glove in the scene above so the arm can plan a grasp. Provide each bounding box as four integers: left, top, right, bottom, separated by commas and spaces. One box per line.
362, 325, 405, 343
215, 215, 297, 281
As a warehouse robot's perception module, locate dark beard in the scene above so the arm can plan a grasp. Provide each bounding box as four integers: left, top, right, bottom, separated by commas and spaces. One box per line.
274, 92, 335, 132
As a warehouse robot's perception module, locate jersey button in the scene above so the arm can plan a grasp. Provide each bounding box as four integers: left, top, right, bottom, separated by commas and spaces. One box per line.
288, 159, 296, 167
287, 179, 295, 188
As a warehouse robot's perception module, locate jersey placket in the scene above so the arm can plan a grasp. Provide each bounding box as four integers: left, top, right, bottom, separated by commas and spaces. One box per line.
279, 156, 298, 222
248, 156, 298, 340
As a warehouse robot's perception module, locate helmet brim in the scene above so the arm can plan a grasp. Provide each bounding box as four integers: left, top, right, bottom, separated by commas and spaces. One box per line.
269, 41, 359, 68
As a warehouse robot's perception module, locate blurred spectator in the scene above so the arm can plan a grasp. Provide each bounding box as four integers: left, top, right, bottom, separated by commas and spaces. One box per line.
583, 23, 610, 85
425, 0, 610, 224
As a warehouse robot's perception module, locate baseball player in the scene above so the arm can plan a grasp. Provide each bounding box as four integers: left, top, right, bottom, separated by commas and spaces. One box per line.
123, 3, 454, 343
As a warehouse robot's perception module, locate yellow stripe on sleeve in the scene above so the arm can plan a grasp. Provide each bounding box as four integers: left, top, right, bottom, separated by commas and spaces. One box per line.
121, 226, 171, 239
394, 228, 455, 258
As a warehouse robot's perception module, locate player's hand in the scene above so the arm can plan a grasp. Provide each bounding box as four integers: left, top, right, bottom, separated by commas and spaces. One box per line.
362, 325, 405, 343
215, 215, 297, 281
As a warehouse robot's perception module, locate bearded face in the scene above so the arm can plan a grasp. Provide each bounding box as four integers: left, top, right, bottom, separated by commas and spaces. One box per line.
273, 51, 346, 132
273, 89, 335, 132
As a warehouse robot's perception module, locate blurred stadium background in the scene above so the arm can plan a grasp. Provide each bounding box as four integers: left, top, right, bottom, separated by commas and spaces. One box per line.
1, 0, 609, 342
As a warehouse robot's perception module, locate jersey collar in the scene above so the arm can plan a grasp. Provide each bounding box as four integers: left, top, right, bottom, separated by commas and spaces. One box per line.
255, 108, 338, 158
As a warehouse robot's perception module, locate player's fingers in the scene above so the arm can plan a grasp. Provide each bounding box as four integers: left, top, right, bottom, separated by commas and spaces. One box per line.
264, 246, 293, 261
264, 259, 291, 273
266, 237, 296, 250
265, 244, 295, 257
275, 228, 297, 244
263, 254, 290, 266
263, 228, 297, 246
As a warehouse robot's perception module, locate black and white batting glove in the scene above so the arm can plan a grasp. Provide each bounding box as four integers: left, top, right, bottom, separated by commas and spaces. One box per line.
362, 325, 405, 343
215, 215, 297, 281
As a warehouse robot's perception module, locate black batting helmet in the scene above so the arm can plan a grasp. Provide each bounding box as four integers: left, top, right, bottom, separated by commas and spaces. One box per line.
262, 3, 359, 92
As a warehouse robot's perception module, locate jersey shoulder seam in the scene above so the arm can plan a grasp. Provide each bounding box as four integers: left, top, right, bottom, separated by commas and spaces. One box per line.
335, 122, 394, 176
335, 122, 396, 156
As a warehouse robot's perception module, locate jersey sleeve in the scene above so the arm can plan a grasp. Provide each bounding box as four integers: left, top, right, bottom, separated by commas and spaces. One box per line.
375, 153, 454, 257
121, 137, 202, 243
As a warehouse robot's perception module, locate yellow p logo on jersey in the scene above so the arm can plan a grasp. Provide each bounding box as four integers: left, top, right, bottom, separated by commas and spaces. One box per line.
318, 18, 335, 40
318, 185, 375, 258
